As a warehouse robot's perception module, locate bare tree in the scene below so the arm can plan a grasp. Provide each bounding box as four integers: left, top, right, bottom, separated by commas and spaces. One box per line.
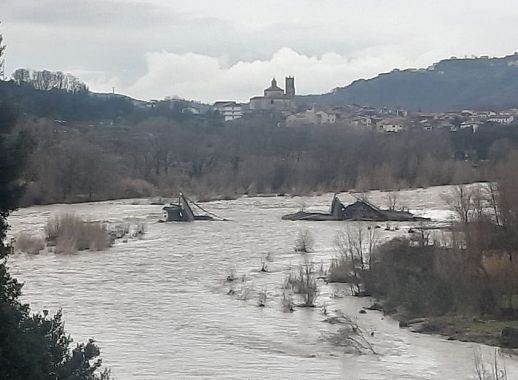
0, 31, 5, 58
330, 225, 378, 294
484, 183, 500, 226
0, 29, 6, 76
12, 68, 31, 85
295, 262, 319, 307
386, 192, 399, 211
445, 185, 474, 224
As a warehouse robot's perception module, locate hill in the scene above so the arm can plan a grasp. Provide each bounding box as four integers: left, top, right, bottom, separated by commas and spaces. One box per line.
300, 53, 518, 112
0, 80, 136, 121
0, 80, 212, 123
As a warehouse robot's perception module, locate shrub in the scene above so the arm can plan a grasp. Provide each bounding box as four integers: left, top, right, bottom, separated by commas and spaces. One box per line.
328, 256, 355, 283
107, 221, 146, 241
132, 222, 146, 238
288, 263, 319, 307
294, 228, 314, 253
109, 223, 130, 239
365, 238, 456, 317
281, 290, 294, 312
14, 232, 45, 254
45, 214, 111, 254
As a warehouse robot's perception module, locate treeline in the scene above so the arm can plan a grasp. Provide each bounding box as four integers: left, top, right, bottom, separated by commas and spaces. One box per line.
0, 79, 217, 123
12, 68, 88, 93
13, 113, 518, 206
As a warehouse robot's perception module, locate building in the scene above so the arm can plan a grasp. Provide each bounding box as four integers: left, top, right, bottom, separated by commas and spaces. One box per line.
286, 107, 337, 127
249, 77, 296, 113
213, 101, 244, 121
351, 116, 373, 129
460, 121, 481, 132
376, 119, 407, 133
487, 114, 514, 125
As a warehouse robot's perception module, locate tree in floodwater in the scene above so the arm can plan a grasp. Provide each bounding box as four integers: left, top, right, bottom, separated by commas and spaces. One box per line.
0, 33, 111, 380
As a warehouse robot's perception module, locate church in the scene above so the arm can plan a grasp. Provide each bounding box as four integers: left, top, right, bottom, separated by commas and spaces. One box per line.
249, 76, 296, 112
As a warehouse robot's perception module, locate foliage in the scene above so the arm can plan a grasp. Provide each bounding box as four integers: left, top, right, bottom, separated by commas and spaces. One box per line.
366, 181, 518, 318
8, 106, 518, 207
365, 238, 455, 316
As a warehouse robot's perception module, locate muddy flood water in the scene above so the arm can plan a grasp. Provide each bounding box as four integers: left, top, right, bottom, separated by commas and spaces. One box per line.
7, 185, 518, 379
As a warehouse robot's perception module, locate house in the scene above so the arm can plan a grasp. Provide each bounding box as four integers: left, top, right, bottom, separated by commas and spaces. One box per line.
315, 110, 337, 124
488, 114, 514, 125
213, 101, 244, 121
376, 119, 407, 133
351, 116, 373, 129
286, 107, 337, 127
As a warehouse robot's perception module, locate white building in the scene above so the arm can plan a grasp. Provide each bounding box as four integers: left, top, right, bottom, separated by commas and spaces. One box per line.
488, 114, 514, 125
376, 119, 406, 133
213, 101, 244, 121
460, 121, 481, 132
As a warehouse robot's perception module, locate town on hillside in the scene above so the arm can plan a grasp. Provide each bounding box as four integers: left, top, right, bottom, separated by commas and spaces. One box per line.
213, 76, 517, 132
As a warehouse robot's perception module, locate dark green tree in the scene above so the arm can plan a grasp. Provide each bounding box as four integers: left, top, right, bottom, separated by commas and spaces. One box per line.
0, 31, 111, 380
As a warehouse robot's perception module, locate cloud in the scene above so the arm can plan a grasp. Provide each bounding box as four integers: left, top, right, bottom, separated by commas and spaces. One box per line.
125, 47, 442, 102
4, 0, 518, 101
3, 0, 171, 28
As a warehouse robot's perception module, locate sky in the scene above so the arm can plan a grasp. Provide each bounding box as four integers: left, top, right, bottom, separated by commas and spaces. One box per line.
1, 0, 518, 103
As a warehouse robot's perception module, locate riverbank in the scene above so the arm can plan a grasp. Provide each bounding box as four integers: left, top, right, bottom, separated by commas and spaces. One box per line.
368, 303, 518, 349
417, 316, 518, 347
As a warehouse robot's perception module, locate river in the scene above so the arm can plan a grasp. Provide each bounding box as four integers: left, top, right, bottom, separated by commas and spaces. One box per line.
7, 185, 518, 379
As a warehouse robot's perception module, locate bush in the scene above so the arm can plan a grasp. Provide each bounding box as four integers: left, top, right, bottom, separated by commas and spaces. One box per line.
286, 263, 319, 307
294, 228, 314, 253
365, 238, 456, 317
14, 232, 45, 254
328, 256, 355, 283
45, 214, 111, 254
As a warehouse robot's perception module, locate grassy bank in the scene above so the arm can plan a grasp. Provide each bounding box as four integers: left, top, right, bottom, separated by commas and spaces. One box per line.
389, 314, 518, 348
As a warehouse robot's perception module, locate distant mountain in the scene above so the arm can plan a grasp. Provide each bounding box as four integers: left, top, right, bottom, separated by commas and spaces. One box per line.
300, 54, 518, 112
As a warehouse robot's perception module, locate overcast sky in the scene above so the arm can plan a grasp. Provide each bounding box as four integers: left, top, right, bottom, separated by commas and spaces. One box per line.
1, 0, 517, 102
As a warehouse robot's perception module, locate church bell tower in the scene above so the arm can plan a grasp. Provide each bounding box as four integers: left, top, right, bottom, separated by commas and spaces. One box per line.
285, 76, 295, 98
